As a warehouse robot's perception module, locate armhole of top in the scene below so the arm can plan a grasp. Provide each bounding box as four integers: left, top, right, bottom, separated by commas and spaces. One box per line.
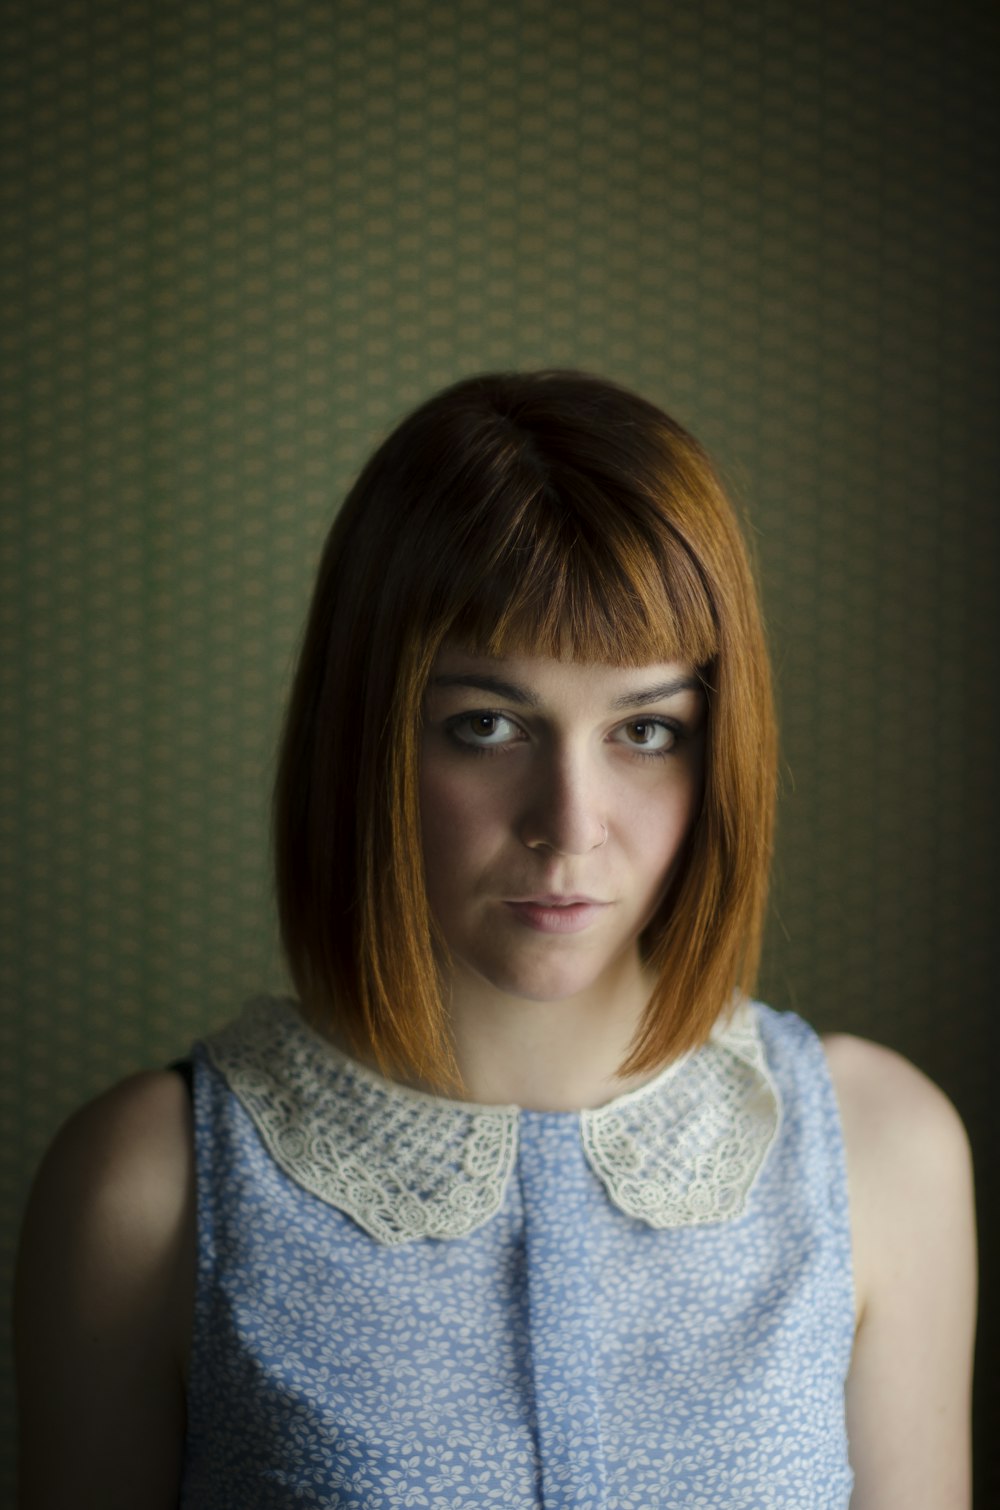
169, 1056, 194, 1102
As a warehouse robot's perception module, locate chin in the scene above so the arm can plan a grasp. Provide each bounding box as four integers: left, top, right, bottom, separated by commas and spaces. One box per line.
502, 981, 598, 1006
471, 960, 616, 1006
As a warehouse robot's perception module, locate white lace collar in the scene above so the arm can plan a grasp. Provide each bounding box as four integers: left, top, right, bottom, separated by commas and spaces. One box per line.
203, 995, 780, 1247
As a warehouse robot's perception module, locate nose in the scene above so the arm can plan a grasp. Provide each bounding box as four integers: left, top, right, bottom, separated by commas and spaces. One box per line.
517, 745, 608, 855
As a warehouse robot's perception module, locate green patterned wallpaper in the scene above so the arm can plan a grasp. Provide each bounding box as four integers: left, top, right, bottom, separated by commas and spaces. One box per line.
3, 0, 997, 1494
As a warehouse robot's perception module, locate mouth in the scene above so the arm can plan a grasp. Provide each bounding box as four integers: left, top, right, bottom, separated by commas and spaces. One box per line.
509, 894, 603, 906
503, 896, 610, 934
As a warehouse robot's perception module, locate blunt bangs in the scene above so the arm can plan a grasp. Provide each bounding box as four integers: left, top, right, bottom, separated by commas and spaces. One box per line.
441, 475, 720, 673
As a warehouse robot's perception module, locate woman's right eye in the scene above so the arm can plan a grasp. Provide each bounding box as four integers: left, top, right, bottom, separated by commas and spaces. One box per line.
446, 712, 521, 751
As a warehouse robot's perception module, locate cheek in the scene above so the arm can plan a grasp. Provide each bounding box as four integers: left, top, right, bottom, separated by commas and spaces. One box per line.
418, 769, 452, 886
418, 764, 503, 885
625, 773, 700, 880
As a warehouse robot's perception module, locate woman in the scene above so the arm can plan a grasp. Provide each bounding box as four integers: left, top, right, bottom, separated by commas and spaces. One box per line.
15, 371, 976, 1507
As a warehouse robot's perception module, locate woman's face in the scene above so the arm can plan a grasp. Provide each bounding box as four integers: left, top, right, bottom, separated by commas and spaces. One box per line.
419, 644, 706, 1013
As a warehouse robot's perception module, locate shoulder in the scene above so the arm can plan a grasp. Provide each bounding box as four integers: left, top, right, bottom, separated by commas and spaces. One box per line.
821, 1032, 974, 1285
16, 1066, 196, 1351
19, 1067, 195, 1271
822, 1029, 967, 1127
14, 1071, 195, 1503
821, 1034, 976, 1508
821, 1032, 972, 1212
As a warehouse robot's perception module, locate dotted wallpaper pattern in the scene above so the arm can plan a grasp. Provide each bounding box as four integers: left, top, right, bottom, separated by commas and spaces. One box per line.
2, 0, 998, 1496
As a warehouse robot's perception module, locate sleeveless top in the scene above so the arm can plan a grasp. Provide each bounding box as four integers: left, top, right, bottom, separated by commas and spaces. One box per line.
179, 996, 855, 1508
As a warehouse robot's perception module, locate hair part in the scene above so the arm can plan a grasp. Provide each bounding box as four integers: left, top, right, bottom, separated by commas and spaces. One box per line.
274, 371, 776, 1091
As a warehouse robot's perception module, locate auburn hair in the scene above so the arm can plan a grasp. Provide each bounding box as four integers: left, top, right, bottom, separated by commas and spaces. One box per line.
273, 371, 777, 1092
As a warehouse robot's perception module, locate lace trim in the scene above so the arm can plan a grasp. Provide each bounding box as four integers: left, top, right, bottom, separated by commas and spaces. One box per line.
580, 1003, 780, 1226
204, 999, 519, 1247
203, 996, 780, 1246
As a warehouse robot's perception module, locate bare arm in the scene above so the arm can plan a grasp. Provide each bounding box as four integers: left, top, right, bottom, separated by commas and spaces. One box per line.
824, 1035, 977, 1510
14, 1070, 195, 1509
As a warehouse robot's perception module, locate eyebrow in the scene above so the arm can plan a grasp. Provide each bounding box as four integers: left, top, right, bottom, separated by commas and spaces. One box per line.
430, 673, 540, 706
610, 676, 703, 708
430, 672, 703, 709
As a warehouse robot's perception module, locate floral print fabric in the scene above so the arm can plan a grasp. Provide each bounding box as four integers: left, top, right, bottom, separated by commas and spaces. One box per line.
180, 1002, 854, 1508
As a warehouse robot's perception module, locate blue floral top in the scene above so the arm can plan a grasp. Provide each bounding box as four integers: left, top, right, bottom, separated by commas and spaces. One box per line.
179, 997, 854, 1508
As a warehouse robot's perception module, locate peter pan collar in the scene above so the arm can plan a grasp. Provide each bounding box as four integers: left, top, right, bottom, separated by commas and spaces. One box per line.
203, 994, 780, 1247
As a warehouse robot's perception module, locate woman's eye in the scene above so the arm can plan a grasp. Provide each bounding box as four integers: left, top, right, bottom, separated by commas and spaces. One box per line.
448, 712, 520, 749
617, 719, 676, 753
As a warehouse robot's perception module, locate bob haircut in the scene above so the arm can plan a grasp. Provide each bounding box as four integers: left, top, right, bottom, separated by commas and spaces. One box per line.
274, 371, 777, 1092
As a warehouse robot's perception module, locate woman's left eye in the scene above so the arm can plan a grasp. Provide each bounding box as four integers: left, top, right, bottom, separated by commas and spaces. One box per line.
615, 719, 677, 754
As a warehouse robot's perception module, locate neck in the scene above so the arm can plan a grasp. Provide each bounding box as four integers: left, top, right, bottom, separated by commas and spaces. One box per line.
444, 958, 657, 1112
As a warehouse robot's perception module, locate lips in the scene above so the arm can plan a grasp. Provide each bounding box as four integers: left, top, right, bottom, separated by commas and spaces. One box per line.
510, 894, 602, 906
503, 896, 609, 934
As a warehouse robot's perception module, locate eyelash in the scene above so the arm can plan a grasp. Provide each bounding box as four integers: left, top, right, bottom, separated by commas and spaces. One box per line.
443, 711, 684, 760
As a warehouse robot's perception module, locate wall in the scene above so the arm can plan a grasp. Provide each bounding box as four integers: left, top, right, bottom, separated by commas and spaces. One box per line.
3, 0, 997, 1497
